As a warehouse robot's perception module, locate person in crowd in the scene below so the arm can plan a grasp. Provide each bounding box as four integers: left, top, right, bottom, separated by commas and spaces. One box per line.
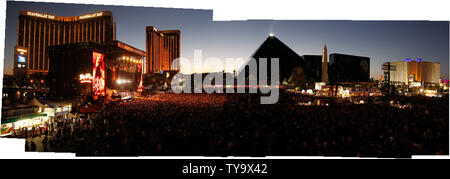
30, 141, 36, 151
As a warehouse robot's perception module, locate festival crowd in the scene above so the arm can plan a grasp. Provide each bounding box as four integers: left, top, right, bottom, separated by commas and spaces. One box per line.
19, 93, 448, 157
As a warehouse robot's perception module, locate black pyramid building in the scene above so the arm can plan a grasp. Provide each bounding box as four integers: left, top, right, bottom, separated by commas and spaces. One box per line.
238, 35, 320, 87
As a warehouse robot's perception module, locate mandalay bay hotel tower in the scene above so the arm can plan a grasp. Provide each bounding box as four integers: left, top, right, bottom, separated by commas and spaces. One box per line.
13, 10, 116, 80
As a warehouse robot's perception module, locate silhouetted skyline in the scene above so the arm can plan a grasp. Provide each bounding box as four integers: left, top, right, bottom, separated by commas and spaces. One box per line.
3, 1, 449, 80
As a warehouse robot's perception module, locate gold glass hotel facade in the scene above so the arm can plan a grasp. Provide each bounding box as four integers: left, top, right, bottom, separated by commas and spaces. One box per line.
14, 10, 116, 77
146, 26, 180, 73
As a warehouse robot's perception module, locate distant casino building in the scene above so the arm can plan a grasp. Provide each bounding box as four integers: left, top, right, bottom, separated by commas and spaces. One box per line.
329, 53, 370, 83
14, 10, 116, 77
47, 40, 145, 98
301, 55, 322, 82
146, 26, 180, 73
383, 59, 440, 85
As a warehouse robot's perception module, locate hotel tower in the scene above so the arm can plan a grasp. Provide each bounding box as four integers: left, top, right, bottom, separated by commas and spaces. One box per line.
14, 10, 116, 77
145, 26, 180, 73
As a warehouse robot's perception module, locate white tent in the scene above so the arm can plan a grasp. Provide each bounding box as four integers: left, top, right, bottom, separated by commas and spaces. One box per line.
28, 97, 44, 107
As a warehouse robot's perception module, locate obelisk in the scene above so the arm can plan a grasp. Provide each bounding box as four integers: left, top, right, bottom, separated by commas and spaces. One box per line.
321, 44, 328, 83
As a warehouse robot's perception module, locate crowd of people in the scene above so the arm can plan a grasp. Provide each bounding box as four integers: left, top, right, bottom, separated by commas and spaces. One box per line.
18, 93, 448, 157
12, 124, 48, 139
18, 115, 94, 153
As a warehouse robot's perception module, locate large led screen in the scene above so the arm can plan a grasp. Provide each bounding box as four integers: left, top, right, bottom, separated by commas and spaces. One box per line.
92, 52, 105, 96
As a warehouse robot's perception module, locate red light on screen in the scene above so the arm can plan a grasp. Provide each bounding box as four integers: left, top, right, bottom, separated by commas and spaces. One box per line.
92, 52, 105, 96
137, 63, 143, 92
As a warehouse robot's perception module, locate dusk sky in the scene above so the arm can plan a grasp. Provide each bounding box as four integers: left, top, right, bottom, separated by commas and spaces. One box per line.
3, 1, 449, 80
